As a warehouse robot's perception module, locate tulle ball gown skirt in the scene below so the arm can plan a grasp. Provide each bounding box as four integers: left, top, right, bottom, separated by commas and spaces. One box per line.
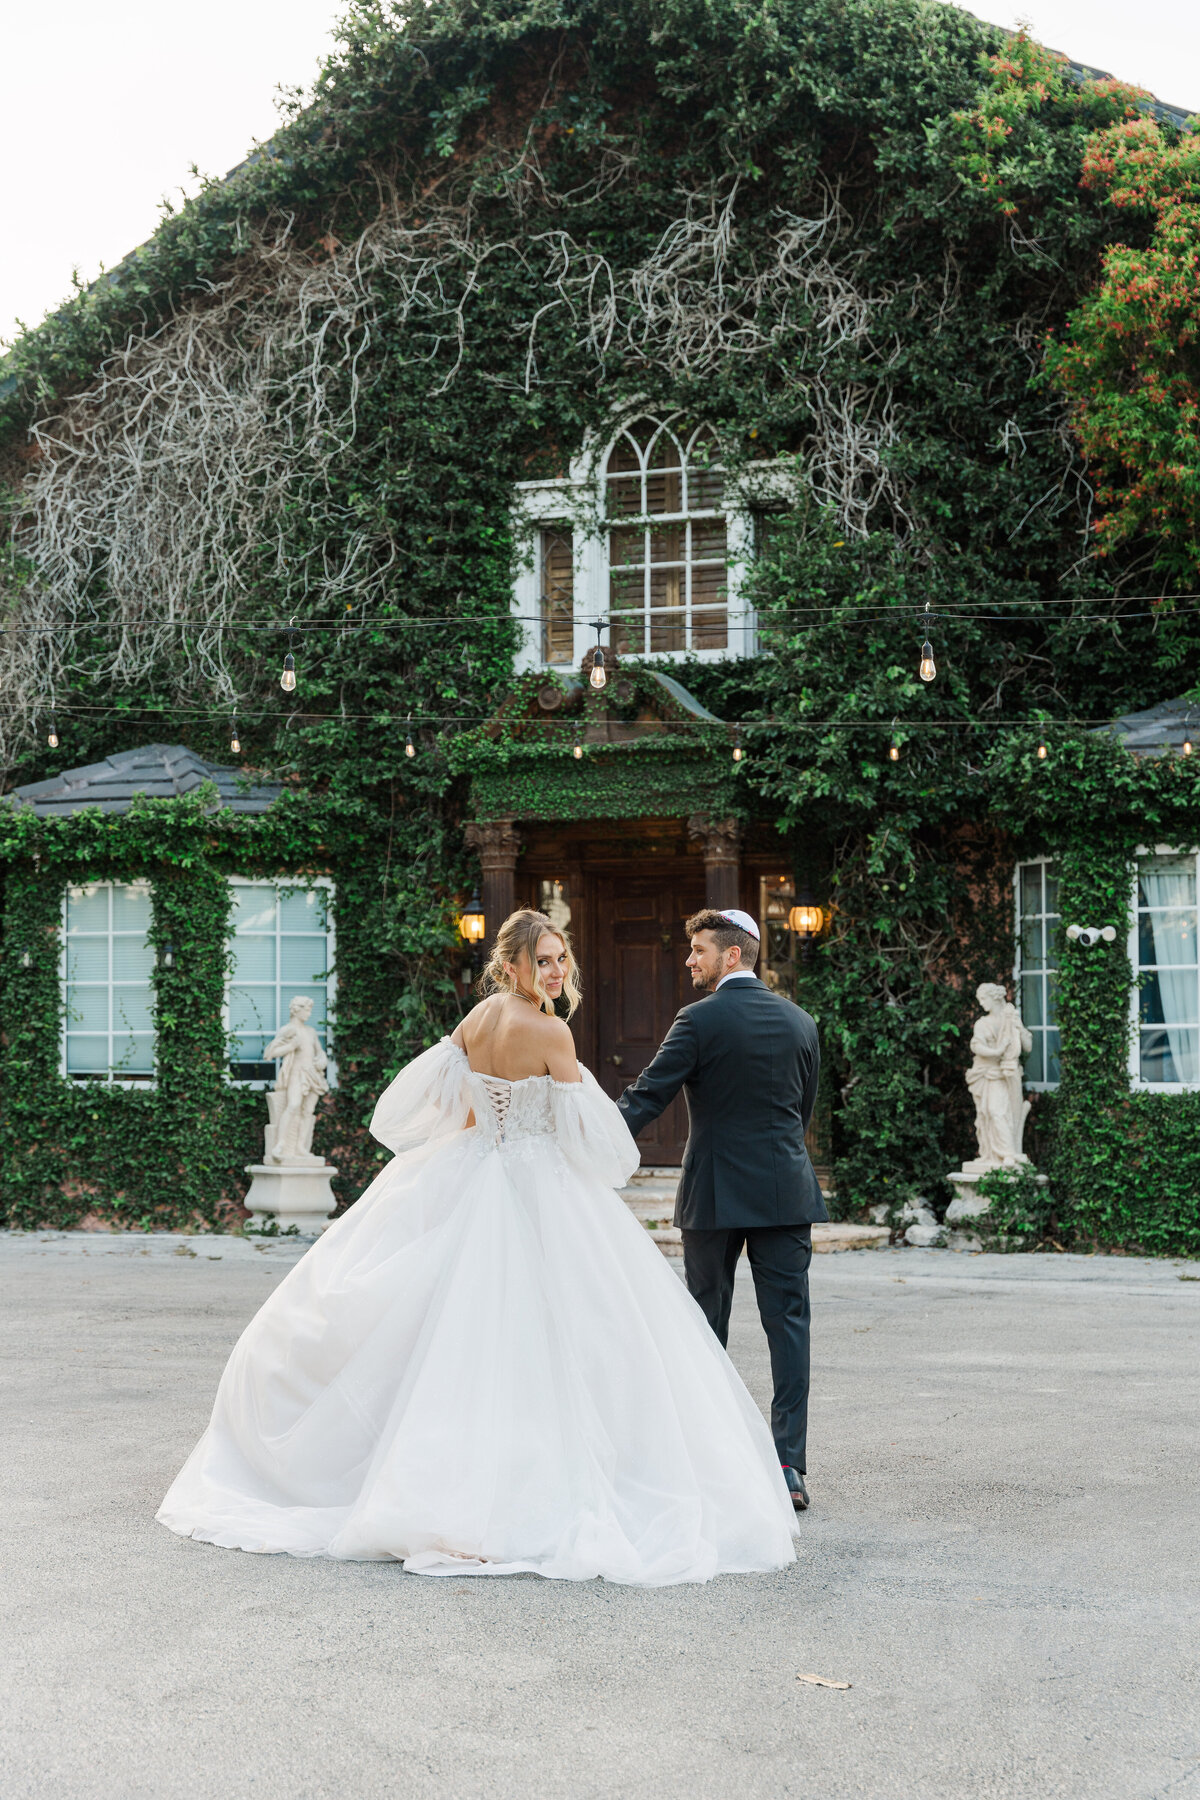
157, 1045, 799, 1585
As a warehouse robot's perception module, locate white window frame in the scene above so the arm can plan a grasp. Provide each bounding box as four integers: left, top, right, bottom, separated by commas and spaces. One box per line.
59, 879, 157, 1087
224, 876, 338, 1089
1127, 844, 1200, 1092
1013, 858, 1061, 1091
512, 420, 797, 672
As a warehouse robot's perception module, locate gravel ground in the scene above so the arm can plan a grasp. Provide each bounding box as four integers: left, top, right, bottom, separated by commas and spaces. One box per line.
1, 1229, 1198, 1800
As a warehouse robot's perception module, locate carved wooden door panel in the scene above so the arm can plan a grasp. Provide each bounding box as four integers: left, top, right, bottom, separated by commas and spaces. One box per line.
593, 872, 703, 1165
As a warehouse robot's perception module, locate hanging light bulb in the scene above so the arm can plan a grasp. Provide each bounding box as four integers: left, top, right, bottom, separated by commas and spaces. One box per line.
1037, 739, 1048, 761
573, 733, 583, 760
587, 619, 608, 690
889, 742, 901, 762
281, 616, 300, 692
1184, 737, 1194, 757
917, 602, 937, 682
405, 716, 416, 759
732, 730, 744, 763
230, 715, 241, 755
47, 712, 59, 750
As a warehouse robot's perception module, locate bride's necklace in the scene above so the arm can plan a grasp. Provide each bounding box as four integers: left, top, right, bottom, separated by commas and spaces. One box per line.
511, 989, 541, 1010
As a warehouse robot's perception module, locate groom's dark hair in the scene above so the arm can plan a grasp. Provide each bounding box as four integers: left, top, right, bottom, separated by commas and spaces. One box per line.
686, 908, 760, 969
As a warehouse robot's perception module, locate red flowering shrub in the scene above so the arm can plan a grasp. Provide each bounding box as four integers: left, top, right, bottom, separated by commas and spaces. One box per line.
1046, 122, 1200, 579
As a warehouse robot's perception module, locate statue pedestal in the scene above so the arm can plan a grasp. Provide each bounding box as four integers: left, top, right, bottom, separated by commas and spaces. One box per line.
945, 1167, 1047, 1222
945, 1168, 1048, 1249
244, 1162, 338, 1233
945, 1172, 992, 1223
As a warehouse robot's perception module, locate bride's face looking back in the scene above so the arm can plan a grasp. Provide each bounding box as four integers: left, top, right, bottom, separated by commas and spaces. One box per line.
506, 932, 568, 1006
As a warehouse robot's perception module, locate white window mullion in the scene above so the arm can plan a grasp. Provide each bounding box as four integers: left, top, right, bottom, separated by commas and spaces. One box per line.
577, 527, 606, 663
105, 883, 114, 1076
725, 506, 757, 658
684, 520, 693, 642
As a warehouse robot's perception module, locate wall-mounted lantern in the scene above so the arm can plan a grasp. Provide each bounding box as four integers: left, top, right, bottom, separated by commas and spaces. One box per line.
788, 900, 825, 937
459, 892, 486, 945
158, 940, 176, 970
788, 890, 825, 957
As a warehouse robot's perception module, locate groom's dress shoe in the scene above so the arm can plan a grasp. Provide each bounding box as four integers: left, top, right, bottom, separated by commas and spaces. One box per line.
782, 1465, 809, 1511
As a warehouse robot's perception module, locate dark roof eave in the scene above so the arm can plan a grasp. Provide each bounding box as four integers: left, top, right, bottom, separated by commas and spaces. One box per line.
5, 743, 283, 818
1098, 694, 1200, 759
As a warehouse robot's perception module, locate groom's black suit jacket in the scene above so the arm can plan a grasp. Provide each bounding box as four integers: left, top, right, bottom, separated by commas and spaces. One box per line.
617, 977, 827, 1232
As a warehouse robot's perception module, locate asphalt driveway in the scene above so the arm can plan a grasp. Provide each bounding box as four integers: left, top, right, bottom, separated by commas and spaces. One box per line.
1, 1230, 1197, 1800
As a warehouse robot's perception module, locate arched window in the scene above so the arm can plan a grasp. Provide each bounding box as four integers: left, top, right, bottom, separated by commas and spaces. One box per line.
605, 419, 727, 654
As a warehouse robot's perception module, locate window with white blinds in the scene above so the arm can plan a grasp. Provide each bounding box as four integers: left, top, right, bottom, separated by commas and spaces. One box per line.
62, 881, 156, 1081
1015, 860, 1060, 1087
226, 880, 336, 1083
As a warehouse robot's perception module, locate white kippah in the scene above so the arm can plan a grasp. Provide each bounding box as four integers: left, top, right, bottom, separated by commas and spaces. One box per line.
717, 907, 760, 941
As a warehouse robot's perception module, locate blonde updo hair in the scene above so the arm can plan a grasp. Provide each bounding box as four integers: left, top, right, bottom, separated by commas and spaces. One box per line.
479, 908, 581, 1018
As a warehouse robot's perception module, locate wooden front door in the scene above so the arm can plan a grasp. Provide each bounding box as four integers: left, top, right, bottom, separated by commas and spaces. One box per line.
593, 871, 704, 1164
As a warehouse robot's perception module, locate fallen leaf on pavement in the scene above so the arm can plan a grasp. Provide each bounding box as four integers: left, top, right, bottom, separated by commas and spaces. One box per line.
797, 1673, 851, 1690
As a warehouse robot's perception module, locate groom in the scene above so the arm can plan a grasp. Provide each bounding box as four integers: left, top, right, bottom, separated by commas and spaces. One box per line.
618, 908, 826, 1510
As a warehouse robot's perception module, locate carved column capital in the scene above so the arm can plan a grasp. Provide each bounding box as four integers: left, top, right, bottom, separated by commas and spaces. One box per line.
687, 813, 742, 866
688, 813, 743, 909
464, 816, 521, 871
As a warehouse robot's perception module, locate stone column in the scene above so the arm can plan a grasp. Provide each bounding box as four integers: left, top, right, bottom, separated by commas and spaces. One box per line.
688, 813, 742, 910
464, 817, 521, 941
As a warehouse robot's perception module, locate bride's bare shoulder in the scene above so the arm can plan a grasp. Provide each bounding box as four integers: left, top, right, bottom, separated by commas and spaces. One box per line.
451, 995, 500, 1051
454, 995, 578, 1080
527, 1010, 580, 1082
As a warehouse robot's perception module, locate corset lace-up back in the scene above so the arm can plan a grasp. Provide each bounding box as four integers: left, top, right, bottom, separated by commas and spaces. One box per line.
476, 1074, 513, 1138
468, 1068, 557, 1146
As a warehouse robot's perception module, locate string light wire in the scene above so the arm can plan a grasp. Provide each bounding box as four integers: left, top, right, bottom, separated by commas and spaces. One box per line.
8, 590, 1200, 639
16, 703, 1178, 733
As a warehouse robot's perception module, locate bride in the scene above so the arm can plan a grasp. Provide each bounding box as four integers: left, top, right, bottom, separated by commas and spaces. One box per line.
157, 909, 799, 1584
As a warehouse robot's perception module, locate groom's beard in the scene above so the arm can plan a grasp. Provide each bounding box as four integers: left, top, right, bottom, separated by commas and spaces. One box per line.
691, 969, 719, 993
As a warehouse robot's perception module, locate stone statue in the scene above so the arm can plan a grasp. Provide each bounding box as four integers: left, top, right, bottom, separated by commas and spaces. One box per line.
961, 981, 1033, 1174
262, 996, 328, 1165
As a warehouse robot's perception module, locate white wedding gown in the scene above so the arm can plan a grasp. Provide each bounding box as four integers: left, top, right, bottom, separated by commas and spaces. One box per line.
157, 1039, 799, 1584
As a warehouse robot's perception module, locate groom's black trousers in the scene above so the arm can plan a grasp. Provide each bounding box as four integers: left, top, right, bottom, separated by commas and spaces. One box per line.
682, 1224, 813, 1474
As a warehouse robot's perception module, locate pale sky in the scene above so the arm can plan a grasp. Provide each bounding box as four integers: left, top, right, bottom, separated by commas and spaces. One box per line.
1, 0, 1197, 351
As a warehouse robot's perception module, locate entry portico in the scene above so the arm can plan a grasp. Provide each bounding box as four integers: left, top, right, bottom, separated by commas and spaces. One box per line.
453, 666, 804, 1164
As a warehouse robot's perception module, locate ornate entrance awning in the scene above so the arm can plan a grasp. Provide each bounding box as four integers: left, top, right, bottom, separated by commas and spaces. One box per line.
450, 667, 746, 922
452, 666, 738, 823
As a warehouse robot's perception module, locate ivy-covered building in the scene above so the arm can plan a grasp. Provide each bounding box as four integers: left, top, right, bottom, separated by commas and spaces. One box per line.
1, 0, 1198, 1252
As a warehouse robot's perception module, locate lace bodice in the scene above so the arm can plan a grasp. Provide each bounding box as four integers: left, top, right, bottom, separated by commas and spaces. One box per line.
469, 1069, 558, 1146
368, 1036, 640, 1188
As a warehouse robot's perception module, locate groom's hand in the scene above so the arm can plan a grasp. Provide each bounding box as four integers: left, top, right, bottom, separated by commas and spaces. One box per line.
616, 1011, 699, 1137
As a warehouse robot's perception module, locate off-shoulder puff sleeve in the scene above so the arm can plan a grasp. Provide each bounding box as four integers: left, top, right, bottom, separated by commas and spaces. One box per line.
552, 1067, 641, 1189
369, 1038, 473, 1154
